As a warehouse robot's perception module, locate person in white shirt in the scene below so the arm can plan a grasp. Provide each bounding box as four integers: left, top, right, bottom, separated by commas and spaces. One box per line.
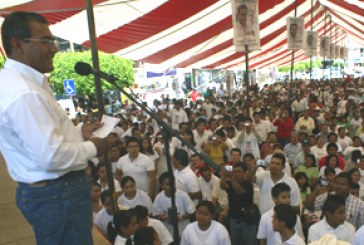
257, 183, 304, 245
181, 201, 231, 245
152, 172, 196, 236
309, 194, 355, 243
117, 176, 153, 213
310, 135, 328, 163
173, 149, 202, 204
198, 166, 220, 202
236, 119, 263, 159
96, 163, 122, 193
110, 210, 139, 245
133, 205, 173, 245
193, 118, 212, 151
294, 110, 316, 135
272, 204, 305, 245
94, 190, 115, 237
353, 225, 364, 245
169, 100, 188, 130
337, 127, 353, 152
0, 12, 107, 244
116, 137, 157, 199
253, 112, 275, 142
249, 153, 301, 214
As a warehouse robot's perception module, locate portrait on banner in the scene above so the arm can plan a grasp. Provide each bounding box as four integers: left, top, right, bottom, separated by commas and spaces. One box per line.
232, 0, 260, 52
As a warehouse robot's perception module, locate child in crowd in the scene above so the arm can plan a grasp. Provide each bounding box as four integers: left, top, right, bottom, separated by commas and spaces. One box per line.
295, 172, 311, 203
96, 163, 122, 192
117, 176, 153, 213
91, 181, 102, 220
133, 226, 161, 245
152, 172, 196, 236
94, 190, 115, 237
181, 201, 231, 245
108, 210, 139, 245
133, 205, 173, 245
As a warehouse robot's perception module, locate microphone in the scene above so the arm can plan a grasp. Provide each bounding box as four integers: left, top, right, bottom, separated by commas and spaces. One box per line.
74, 62, 116, 82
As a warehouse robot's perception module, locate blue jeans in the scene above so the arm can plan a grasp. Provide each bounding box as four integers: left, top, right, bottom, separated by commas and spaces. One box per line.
16, 173, 93, 245
229, 218, 258, 245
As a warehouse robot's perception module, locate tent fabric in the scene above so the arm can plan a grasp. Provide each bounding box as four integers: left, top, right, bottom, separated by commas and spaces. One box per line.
0, 0, 363, 69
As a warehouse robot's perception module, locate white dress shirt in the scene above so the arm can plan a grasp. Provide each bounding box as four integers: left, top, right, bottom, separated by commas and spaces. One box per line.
117, 153, 155, 193
0, 59, 96, 183
308, 218, 355, 243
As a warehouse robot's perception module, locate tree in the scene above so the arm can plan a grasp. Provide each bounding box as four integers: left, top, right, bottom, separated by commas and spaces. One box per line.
50, 51, 134, 95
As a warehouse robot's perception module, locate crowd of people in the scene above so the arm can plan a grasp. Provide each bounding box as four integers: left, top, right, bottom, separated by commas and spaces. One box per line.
69, 76, 364, 245
2, 10, 364, 245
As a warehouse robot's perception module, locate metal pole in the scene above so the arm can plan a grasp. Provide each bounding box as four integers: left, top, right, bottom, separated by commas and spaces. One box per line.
289, 0, 298, 104
245, 45, 250, 116
86, 0, 117, 213
309, 0, 314, 92
323, 10, 327, 79
329, 15, 332, 80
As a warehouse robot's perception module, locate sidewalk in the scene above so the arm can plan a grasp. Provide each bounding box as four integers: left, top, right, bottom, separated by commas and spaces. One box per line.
0, 154, 110, 245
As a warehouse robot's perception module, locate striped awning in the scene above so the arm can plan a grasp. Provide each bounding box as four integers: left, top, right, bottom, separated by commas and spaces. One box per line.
1, 0, 363, 69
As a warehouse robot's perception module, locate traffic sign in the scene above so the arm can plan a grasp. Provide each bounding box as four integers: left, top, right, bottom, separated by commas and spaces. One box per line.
64, 79, 76, 96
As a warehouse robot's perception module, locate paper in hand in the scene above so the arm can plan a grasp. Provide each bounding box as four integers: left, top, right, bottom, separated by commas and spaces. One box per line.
92, 115, 120, 138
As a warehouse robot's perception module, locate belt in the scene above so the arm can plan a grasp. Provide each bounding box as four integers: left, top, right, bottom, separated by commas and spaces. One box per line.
25, 170, 85, 188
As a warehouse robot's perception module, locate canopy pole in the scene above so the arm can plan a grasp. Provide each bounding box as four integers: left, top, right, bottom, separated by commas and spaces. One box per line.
245, 45, 250, 116
323, 10, 327, 79
85, 0, 117, 214
329, 15, 332, 80
289, 0, 298, 105
309, 0, 314, 92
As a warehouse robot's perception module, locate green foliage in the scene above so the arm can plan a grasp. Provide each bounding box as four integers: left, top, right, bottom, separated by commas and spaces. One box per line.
278, 59, 325, 73
50, 51, 134, 95
333, 61, 344, 68
0, 55, 4, 69
278, 66, 291, 73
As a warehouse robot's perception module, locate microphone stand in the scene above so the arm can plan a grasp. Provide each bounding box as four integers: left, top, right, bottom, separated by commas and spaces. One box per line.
95, 74, 219, 244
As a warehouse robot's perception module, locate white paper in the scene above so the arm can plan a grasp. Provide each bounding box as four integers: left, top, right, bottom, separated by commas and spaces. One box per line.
92, 115, 120, 138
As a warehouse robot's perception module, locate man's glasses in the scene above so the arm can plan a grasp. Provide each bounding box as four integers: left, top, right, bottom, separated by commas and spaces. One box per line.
22, 37, 58, 46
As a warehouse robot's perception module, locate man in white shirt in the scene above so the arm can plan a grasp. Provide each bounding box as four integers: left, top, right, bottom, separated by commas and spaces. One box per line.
193, 118, 211, 151
198, 166, 220, 202
309, 195, 355, 243
337, 127, 353, 152
117, 137, 157, 199
253, 112, 275, 142
272, 204, 305, 245
249, 153, 301, 214
294, 110, 315, 135
236, 119, 262, 159
257, 183, 304, 245
0, 12, 107, 245
173, 149, 202, 204
169, 100, 188, 130
133, 205, 173, 245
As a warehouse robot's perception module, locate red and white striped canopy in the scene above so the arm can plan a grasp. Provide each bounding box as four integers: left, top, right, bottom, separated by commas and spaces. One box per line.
1, 0, 363, 69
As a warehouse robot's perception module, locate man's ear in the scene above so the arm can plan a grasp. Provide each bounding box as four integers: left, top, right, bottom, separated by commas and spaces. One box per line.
9, 37, 24, 56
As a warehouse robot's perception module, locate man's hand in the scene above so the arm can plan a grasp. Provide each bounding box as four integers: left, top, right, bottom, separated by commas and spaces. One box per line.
90, 137, 107, 157
82, 122, 104, 140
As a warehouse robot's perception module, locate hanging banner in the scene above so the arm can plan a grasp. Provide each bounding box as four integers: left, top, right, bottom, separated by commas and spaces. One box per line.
286, 17, 304, 50
329, 42, 335, 59
335, 45, 340, 59
319, 36, 330, 57
303, 30, 318, 56
232, 0, 260, 52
